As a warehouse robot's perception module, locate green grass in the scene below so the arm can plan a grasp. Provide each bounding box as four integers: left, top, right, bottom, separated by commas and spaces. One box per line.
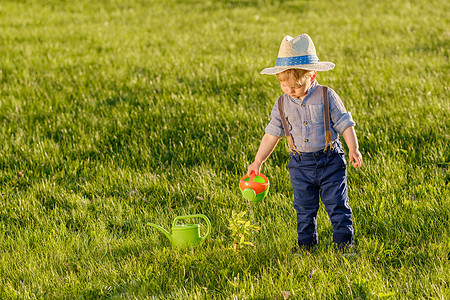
0, 0, 449, 298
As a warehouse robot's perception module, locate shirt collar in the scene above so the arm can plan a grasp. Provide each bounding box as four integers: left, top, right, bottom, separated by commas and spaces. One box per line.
307, 79, 319, 94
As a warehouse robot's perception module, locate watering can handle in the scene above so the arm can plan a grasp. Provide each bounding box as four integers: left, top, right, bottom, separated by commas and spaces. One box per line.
249, 171, 256, 183
173, 214, 211, 242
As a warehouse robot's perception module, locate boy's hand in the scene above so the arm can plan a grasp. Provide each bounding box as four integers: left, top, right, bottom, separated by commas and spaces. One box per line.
348, 149, 363, 168
247, 161, 262, 176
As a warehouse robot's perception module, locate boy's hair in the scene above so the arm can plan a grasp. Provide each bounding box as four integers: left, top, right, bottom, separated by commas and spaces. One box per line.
276, 68, 315, 83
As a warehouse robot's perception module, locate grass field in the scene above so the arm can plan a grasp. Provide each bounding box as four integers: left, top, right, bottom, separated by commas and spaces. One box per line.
0, 0, 449, 299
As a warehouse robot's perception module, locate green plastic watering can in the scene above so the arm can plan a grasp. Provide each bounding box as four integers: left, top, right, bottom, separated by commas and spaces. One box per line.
148, 214, 211, 247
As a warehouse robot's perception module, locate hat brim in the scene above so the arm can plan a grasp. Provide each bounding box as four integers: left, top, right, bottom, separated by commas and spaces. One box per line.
260, 61, 335, 74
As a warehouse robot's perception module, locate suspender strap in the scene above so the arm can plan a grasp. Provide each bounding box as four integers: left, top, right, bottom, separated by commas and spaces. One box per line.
277, 96, 301, 155
322, 86, 334, 152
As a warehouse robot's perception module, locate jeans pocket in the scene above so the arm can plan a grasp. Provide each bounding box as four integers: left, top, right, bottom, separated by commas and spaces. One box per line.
338, 152, 347, 168
287, 157, 296, 169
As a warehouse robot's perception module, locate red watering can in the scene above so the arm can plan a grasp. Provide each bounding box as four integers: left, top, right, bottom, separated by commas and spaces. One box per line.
239, 172, 269, 202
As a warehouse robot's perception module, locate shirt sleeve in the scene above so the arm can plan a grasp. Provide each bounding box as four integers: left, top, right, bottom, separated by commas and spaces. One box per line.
328, 89, 356, 135
264, 97, 285, 137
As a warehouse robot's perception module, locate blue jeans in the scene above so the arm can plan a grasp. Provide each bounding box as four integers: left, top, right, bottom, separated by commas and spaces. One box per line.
288, 140, 354, 246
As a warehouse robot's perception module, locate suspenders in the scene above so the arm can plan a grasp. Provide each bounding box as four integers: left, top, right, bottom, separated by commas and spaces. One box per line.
322, 86, 334, 151
278, 86, 334, 155
278, 96, 301, 155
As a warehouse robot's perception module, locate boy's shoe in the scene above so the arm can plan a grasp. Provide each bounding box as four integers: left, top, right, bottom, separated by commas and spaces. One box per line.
299, 244, 315, 252
337, 243, 356, 256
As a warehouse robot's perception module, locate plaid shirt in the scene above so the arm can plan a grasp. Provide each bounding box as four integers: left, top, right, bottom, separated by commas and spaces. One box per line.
265, 80, 355, 153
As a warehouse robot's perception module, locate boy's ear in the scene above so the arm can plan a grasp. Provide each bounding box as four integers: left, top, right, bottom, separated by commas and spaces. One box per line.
310, 72, 317, 83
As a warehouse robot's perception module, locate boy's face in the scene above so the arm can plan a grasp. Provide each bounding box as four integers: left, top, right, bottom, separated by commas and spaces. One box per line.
279, 77, 311, 99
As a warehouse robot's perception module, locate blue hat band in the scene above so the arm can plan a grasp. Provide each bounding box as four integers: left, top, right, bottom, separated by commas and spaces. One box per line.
276, 55, 319, 66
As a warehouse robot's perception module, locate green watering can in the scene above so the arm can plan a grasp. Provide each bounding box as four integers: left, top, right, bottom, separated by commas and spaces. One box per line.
148, 214, 211, 247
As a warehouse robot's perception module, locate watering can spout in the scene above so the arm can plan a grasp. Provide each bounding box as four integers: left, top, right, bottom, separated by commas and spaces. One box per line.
147, 223, 173, 243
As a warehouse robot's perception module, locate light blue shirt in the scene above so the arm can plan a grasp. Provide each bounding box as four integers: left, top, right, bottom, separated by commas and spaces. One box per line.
265, 80, 355, 153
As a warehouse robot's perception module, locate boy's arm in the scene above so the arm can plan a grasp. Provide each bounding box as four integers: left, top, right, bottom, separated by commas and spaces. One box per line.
342, 126, 363, 168
247, 133, 281, 175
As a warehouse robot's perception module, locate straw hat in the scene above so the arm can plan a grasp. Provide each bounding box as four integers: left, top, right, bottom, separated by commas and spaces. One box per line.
261, 34, 335, 74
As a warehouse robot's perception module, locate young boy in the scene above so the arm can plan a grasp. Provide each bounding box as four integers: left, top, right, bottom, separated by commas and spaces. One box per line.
247, 34, 362, 250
